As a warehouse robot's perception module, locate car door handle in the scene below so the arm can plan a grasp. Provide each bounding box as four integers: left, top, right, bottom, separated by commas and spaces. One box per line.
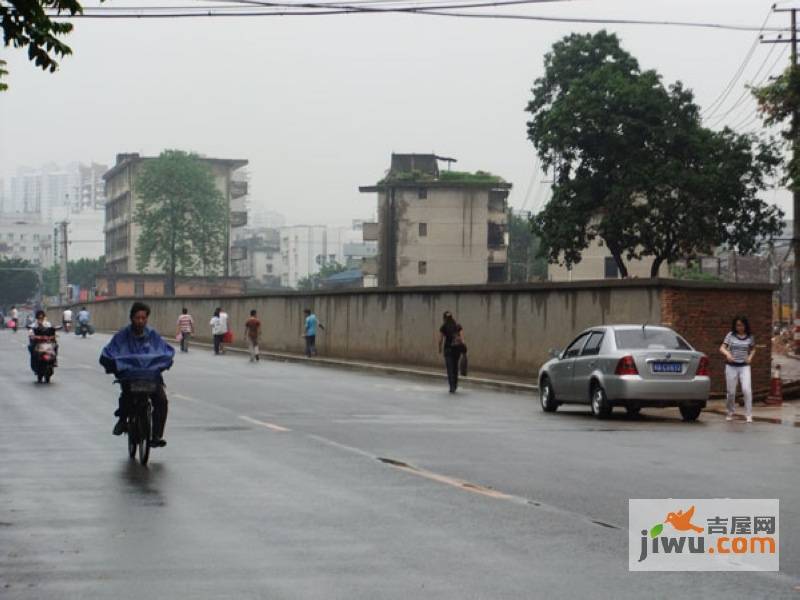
588, 361, 596, 367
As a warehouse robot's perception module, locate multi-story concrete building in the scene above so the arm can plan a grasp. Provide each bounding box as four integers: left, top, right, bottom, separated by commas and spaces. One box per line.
359, 153, 511, 287
102, 152, 248, 276
231, 227, 282, 288
0, 217, 55, 267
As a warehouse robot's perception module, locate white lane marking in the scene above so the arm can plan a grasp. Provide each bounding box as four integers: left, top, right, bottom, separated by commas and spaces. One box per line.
238, 415, 291, 432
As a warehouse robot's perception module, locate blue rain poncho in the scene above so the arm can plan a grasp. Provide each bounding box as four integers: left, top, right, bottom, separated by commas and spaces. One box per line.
99, 325, 175, 381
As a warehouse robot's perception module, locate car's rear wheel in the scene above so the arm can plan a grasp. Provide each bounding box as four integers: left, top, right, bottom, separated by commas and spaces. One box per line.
679, 405, 702, 422
540, 377, 559, 412
590, 384, 612, 419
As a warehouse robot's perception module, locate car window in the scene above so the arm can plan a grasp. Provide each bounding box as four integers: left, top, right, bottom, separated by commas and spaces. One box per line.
581, 332, 604, 356
563, 333, 590, 358
614, 328, 691, 350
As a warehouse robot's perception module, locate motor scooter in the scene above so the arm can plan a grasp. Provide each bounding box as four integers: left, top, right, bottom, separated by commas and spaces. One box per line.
30, 326, 58, 383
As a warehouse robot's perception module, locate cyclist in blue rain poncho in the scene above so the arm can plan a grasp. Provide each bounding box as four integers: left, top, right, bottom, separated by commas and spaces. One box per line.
100, 302, 175, 447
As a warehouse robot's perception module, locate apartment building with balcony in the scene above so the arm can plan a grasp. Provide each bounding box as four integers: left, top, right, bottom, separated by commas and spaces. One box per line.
103, 152, 248, 276
359, 153, 511, 287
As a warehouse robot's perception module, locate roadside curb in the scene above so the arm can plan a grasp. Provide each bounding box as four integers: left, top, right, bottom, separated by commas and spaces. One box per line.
165, 336, 539, 395
704, 407, 799, 427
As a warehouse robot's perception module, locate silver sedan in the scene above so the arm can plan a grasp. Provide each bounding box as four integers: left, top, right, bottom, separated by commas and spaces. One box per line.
538, 325, 711, 421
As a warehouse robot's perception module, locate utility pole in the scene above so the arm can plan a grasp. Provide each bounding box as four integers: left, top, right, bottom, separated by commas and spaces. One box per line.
764, 5, 800, 350
58, 220, 68, 305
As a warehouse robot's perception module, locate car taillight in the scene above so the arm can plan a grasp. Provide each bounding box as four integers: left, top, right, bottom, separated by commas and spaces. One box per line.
615, 355, 639, 375
696, 356, 710, 376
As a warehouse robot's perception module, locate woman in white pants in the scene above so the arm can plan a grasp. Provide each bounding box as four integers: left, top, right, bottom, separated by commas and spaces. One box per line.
719, 316, 756, 423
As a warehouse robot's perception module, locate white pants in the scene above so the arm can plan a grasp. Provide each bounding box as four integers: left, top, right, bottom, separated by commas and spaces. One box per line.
725, 364, 752, 417
247, 339, 259, 361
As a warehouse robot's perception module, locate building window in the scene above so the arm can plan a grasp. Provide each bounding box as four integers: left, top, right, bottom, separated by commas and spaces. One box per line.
266, 264, 273, 274
418, 188, 427, 199
487, 222, 505, 248
134, 280, 145, 296
418, 261, 427, 275
604, 257, 620, 279
488, 265, 506, 283
419, 223, 428, 237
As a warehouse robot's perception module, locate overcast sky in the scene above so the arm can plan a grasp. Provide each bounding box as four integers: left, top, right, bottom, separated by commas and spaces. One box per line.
0, 0, 792, 225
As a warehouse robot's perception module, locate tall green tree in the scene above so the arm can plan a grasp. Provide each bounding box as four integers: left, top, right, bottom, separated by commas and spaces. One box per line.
1, 1, 97, 91
0, 258, 39, 306
134, 150, 227, 295
526, 31, 783, 278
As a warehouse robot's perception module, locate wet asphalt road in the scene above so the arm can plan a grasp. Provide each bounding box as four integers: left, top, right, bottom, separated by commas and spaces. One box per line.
1, 329, 798, 599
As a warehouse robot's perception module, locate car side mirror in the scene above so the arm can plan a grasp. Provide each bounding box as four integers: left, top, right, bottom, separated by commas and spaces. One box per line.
549, 348, 562, 359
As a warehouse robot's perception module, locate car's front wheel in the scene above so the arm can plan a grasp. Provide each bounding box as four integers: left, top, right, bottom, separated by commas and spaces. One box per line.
590, 384, 612, 419
540, 377, 559, 413
679, 405, 702, 422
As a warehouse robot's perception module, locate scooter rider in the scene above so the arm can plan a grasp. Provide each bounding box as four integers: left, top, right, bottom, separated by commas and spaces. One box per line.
99, 302, 175, 448
77, 307, 91, 337
28, 310, 59, 369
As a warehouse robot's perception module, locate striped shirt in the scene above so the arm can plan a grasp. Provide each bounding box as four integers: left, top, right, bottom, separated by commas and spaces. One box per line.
177, 314, 194, 333
723, 332, 754, 366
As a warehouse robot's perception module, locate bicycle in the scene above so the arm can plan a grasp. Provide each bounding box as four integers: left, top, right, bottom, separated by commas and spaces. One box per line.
120, 379, 155, 466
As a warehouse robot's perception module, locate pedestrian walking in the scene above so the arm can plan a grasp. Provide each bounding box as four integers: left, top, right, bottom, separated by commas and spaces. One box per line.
210, 308, 225, 355
245, 309, 261, 362
176, 307, 195, 353
720, 315, 756, 423
303, 308, 324, 357
438, 311, 466, 393
218, 307, 230, 353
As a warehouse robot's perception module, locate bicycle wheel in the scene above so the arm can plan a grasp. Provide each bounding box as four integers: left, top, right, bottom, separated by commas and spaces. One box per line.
138, 403, 152, 466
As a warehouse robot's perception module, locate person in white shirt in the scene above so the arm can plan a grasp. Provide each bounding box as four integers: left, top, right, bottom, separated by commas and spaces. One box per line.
62, 308, 73, 332
210, 308, 225, 355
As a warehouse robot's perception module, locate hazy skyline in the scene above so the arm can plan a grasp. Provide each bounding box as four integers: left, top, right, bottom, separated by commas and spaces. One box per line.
0, 0, 792, 225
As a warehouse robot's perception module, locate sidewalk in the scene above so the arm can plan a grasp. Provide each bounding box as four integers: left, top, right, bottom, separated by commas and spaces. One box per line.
171, 336, 539, 394
172, 336, 799, 426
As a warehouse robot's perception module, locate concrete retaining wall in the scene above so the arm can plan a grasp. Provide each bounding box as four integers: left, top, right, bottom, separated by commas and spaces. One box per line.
63, 279, 772, 392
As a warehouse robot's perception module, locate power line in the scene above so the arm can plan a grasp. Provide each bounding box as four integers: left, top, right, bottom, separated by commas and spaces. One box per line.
706, 42, 783, 128
49, 2, 792, 31
709, 42, 788, 128
702, 8, 772, 119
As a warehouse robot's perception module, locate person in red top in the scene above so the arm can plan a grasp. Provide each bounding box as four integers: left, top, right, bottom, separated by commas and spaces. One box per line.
176, 307, 195, 353
244, 309, 261, 363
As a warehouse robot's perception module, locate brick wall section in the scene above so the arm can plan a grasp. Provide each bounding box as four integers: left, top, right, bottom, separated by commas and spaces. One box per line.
660, 286, 772, 395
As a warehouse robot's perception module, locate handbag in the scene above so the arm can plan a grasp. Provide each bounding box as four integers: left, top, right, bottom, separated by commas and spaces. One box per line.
176, 331, 183, 342
223, 331, 233, 344
459, 352, 469, 377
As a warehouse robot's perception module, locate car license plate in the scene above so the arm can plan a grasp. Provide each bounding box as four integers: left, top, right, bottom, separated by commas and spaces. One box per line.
652, 361, 682, 374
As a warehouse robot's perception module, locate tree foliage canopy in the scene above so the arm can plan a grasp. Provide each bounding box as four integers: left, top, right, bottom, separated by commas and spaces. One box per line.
753, 65, 800, 193
134, 150, 227, 294
43, 256, 105, 296
0, 258, 39, 306
0, 1, 93, 91
526, 31, 784, 277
